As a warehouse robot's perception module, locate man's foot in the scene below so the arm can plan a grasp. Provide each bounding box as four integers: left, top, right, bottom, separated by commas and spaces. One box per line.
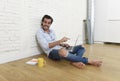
88, 60, 102, 67
71, 62, 86, 69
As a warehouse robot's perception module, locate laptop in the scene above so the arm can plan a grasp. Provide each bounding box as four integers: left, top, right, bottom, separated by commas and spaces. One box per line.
66, 35, 80, 52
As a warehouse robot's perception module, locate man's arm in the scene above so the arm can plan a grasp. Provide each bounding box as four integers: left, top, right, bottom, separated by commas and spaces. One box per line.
49, 37, 70, 48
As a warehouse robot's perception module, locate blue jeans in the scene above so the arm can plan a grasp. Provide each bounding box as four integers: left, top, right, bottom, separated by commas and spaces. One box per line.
48, 45, 88, 64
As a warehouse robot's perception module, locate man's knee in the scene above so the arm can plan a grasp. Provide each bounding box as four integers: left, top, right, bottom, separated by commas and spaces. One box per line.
82, 47, 85, 51
58, 48, 68, 57
80, 46, 85, 51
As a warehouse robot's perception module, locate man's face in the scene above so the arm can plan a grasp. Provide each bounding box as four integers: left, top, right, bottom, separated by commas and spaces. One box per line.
42, 18, 52, 31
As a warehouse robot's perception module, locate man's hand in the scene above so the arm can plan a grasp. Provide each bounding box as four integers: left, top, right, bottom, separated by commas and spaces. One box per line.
49, 37, 70, 48
63, 43, 70, 47
60, 37, 70, 42
60, 43, 70, 47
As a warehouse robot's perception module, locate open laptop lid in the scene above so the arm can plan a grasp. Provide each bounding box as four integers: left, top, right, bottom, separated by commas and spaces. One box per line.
66, 34, 80, 51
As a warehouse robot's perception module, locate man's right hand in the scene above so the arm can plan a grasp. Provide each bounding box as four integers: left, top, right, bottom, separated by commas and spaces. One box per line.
60, 37, 70, 42
49, 37, 70, 48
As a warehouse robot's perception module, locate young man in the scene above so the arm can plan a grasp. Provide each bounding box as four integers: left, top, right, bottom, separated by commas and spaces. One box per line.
36, 15, 102, 69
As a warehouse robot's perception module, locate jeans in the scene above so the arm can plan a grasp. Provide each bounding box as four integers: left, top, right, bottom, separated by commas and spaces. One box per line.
48, 45, 88, 64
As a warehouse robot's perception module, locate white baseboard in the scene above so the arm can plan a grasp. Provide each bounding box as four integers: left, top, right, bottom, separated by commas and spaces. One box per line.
94, 41, 104, 44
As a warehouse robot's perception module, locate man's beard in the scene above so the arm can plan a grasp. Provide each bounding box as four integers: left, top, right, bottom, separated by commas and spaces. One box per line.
42, 25, 49, 31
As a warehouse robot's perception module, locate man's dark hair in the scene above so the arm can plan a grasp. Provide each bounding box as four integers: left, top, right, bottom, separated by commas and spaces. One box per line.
41, 15, 53, 24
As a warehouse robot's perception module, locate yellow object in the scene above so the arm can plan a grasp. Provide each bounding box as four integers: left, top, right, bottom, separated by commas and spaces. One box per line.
38, 58, 45, 67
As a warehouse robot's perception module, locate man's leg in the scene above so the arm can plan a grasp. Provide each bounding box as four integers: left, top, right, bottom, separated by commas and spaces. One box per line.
59, 48, 88, 64
87, 59, 102, 67
71, 62, 86, 69
48, 49, 61, 60
59, 48, 102, 67
64, 52, 88, 64
59, 48, 86, 69
65, 53, 102, 67
72, 45, 85, 57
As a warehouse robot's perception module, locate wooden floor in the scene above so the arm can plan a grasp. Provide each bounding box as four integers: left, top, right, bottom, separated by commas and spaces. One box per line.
0, 44, 120, 81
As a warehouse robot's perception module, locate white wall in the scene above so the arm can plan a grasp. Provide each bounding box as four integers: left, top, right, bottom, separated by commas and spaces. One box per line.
52, 0, 87, 45
0, 0, 86, 64
94, 0, 120, 43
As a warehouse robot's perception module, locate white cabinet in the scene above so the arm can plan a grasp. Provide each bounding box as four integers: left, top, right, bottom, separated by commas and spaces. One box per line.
94, 0, 120, 43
